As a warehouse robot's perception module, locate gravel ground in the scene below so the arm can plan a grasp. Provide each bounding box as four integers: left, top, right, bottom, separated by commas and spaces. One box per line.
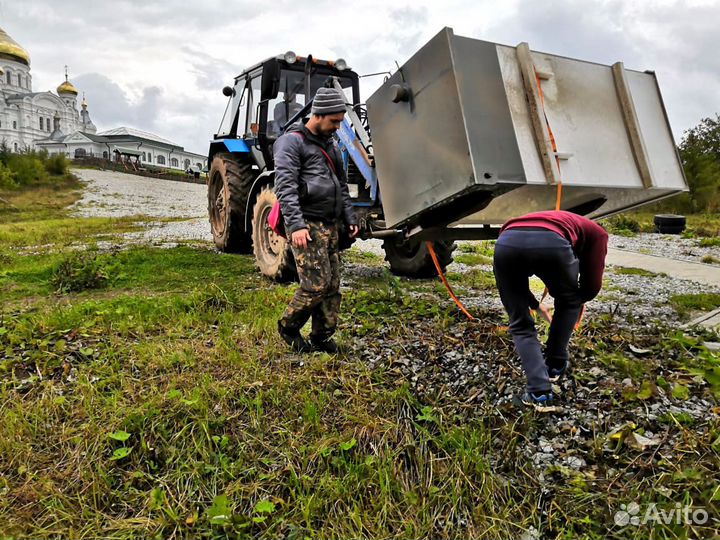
610, 232, 719, 266
72, 168, 212, 244
71, 168, 718, 325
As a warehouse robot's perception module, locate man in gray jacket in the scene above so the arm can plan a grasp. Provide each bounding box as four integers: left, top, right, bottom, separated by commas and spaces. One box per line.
274, 87, 359, 353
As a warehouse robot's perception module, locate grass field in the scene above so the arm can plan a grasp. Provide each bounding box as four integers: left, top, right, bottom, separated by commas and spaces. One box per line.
1, 177, 719, 539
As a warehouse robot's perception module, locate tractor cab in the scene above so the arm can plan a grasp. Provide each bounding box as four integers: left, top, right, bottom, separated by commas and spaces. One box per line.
213, 52, 361, 170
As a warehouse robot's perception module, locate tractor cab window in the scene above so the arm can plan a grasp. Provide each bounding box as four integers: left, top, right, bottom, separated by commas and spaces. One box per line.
216, 82, 246, 138
246, 74, 263, 139
217, 69, 261, 139
267, 70, 354, 137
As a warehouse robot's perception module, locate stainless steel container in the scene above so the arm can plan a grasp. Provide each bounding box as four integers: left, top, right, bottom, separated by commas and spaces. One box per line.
366, 28, 687, 230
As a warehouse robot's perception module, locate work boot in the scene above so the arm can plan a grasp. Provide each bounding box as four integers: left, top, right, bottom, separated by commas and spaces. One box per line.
310, 336, 339, 354
278, 321, 311, 353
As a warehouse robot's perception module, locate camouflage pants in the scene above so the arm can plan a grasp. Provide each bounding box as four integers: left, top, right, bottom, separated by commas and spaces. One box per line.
280, 220, 341, 340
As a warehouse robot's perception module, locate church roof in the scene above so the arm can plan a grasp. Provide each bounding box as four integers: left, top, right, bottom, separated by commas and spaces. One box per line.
98, 127, 179, 148
0, 28, 30, 66
5, 91, 67, 107
78, 132, 109, 142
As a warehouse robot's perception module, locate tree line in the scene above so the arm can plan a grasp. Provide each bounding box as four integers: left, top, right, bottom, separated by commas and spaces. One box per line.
664, 114, 720, 214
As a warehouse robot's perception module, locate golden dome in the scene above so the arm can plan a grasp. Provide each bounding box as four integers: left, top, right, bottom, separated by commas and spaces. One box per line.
0, 28, 30, 66
57, 80, 78, 95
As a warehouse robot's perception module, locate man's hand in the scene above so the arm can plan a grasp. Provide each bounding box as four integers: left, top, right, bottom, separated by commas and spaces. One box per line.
348, 224, 360, 238
291, 228, 311, 248
537, 303, 553, 323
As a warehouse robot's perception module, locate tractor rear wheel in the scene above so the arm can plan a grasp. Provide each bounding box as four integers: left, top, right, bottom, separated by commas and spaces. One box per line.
382, 238, 456, 278
207, 153, 254, 253
252, 187, 297, 282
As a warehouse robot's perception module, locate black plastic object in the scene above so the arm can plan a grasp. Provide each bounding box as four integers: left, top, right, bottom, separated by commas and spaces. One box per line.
654, 214, 686, 235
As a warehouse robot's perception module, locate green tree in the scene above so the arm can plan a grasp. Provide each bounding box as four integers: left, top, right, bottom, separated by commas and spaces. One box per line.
678, 114, 720, 213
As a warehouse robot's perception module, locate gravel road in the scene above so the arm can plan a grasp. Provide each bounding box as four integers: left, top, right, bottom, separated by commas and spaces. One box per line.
72, 168, 212, 244
70, 168, 718, 325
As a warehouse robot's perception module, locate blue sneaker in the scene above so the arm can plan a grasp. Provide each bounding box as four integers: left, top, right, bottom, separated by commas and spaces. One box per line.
519, 390, 554, 408
547, 360, 568, 382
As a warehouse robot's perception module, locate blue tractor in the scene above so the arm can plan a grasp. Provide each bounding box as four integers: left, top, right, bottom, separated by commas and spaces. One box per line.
206, 52, 456, 281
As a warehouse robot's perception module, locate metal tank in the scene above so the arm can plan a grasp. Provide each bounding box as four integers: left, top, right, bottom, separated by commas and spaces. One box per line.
366, 27, 687, 232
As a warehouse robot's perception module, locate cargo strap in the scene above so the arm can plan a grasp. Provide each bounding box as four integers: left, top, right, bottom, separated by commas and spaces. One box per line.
426, 241, 476, 321
534, 70, 564, 211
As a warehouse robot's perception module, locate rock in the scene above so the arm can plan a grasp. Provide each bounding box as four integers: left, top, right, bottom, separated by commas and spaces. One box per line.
625, 432, 660, 451
532, 452, 554, 466
539, 439, 554, 453
588, 366, 605, 377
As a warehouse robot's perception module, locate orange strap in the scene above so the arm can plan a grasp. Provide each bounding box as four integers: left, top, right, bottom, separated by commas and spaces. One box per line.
426, 241, 476, 321
534, 71, 563, 205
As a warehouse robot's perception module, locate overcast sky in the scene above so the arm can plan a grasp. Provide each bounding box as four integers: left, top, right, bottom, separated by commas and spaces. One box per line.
1, 0, 717, 154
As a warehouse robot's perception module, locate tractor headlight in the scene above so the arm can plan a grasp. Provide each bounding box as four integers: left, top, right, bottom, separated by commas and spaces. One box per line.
284, 51, 297, 64
335, 58, 348, 71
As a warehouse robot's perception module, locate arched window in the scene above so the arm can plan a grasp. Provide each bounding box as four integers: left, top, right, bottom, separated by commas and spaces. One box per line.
17, 74, 21, 87
102, 151, 108, 159
147, 153, 152, 162
157, 155, 166, 165
13, 142, 18, 152
40, 118, 44, 130
142, 152, 146, 161
5, 71, 10, 85
12, 121, 16, 129
184, 159, 190, 169
47, 118, 51, 132
170, 158, 178, 167
74, 148, 87, 158
196, 163, 202, 169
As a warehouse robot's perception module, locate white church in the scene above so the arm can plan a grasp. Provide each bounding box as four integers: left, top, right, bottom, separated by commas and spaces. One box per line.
0, 27, 206, 171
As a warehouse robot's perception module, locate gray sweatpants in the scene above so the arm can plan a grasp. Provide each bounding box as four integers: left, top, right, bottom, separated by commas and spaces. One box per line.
493, 229, 584, 393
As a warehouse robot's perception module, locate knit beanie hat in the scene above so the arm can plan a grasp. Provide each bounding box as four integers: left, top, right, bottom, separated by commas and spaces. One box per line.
311, 88, 347, 115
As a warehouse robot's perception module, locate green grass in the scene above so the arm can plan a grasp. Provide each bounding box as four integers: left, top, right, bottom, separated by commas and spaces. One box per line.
597, 352, 649, 379
454, 253, 493, 266
670, 293, 720, 319
0, 174, 83, 222
447, 268, 496, 290
2, 181, 720, 538
342, 246, 384, 265
0, 215, 146, 248
612, 267, 666, 278
698, 236, 720, 248
457, 241, 495, 258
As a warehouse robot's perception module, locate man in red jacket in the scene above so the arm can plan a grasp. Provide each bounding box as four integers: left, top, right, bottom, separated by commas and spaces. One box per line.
493, 210, 608, 407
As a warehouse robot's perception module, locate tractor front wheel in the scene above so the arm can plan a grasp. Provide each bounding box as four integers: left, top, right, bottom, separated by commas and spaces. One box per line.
252, 188, 297, 282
